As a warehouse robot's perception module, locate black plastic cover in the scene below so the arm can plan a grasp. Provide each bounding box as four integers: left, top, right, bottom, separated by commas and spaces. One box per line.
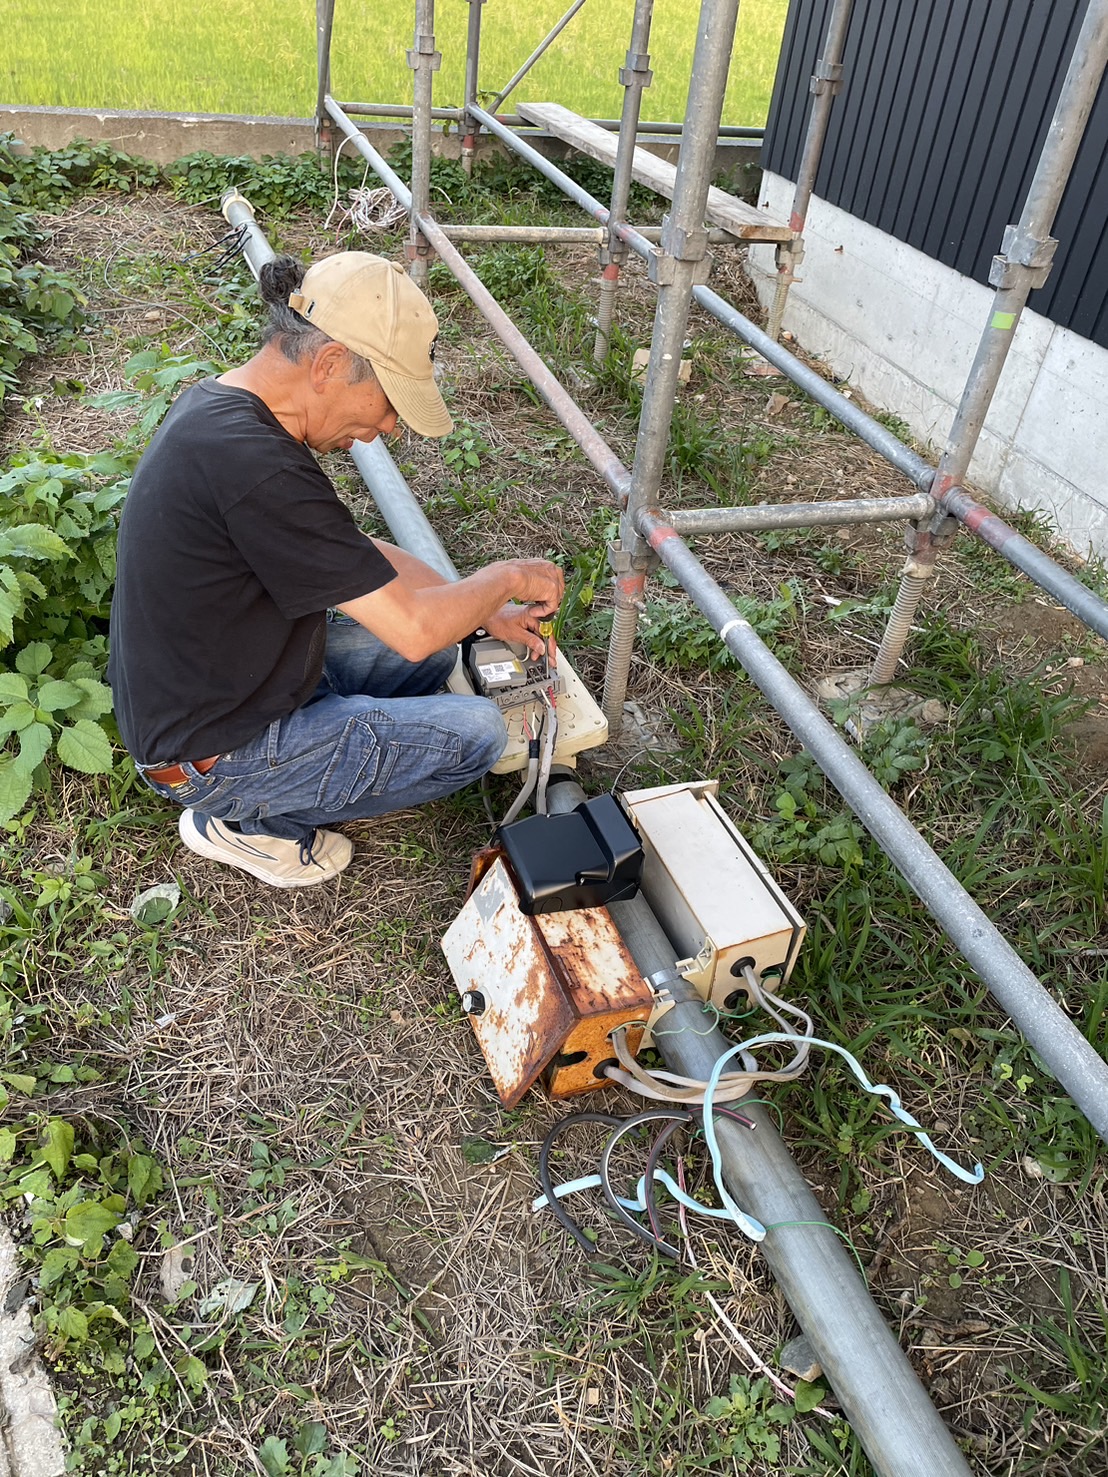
498, 793, 643, 915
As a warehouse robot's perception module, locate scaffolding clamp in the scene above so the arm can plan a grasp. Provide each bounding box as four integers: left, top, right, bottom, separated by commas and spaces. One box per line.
810, 60, 844, 96
407, 35, 443, 73
989, 223, 1058, 291
619, 50, 654, 88
608, 532, 658, 577
649, 223, 712, 286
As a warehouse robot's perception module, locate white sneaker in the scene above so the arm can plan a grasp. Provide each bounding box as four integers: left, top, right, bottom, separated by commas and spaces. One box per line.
177, 810, 353, 887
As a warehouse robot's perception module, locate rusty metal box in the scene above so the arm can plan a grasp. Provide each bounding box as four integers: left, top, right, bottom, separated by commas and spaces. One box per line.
441, 856, 651, 1107
622, 781, 805, 1007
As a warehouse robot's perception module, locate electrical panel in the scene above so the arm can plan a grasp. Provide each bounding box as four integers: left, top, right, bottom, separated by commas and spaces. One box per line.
465, 636, 564, 711
622, 780, 805, 1009
446, 652, 606, 776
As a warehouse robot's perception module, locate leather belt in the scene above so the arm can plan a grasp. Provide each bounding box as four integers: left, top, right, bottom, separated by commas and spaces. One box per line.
141, 755, 221, 787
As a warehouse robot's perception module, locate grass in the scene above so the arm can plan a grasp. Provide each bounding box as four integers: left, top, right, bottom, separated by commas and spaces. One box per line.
2, 0, 788, 125
3, 137, 1108, 1475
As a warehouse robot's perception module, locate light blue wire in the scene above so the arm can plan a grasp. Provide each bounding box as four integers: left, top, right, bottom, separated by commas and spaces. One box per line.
532, 1169, 734, 1222
701, 1044, 769, 1241
723, 1032, 985, 1185
533, 1034, 983, 1247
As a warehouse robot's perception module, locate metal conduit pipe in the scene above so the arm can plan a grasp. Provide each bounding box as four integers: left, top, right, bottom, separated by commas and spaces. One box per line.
220, 190, 276, 277
633, 505, 1108, 1144
542, 779, 974, 1476
324, 96, 633, 505
468, 101, 1108, 645
350, 441, 457, 580
667, 492, 935, 536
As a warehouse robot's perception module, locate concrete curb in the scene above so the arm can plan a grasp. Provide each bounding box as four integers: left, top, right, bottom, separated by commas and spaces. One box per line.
0, 1231, 66, 1477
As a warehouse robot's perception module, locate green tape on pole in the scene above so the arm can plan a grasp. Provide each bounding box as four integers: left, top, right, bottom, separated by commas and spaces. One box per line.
991, 311, 1017, 331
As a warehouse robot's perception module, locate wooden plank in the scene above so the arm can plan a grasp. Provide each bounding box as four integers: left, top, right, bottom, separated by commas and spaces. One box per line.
517, 102, 792, 242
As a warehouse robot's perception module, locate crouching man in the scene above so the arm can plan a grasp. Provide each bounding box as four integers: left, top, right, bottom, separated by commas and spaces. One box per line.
108, 251, 563, 887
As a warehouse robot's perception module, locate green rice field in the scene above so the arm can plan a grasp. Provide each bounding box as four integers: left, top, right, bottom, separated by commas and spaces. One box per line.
3, 0, 787, 126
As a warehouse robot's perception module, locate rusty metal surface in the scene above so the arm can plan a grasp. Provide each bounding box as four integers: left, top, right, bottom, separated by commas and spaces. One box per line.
534, 905, 645, 1012
442, 862, 657, 1107
441, 858, 573, 1108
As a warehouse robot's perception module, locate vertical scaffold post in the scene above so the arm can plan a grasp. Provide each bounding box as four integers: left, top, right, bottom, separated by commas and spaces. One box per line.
593, 0, 655, 364
408, 0, 441, 288
601, 0, 739, 734
868, 0, 1108, 687
315, 0, 338, 156
461, 0, 489, 178
766, 0, 852, 342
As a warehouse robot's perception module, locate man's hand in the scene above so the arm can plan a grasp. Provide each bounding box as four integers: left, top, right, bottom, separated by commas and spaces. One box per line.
484, 601, 553, 660
339, 555, 564, 664
490, 558, 564, 618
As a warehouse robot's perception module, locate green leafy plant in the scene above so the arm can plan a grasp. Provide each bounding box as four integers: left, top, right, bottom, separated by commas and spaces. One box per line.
257, 1424, 362, 1477
754, 749, 865, 870
0, 173, 87, 404
0, 449, 130, 654
87, 345, 221, 440
701, 1374, 795, 1462
0, 644, 115, 820
440, 419, 492, 478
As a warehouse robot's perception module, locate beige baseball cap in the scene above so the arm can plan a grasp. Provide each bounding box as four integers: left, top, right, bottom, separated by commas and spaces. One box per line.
288, 252, 452, 437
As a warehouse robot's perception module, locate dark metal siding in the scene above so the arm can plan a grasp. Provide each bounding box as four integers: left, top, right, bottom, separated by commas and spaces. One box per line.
762, 0, 1108, 347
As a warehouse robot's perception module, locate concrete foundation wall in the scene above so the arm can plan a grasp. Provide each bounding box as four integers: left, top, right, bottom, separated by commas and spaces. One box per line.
748, 171, 1108, 559
0, 104, 758, 186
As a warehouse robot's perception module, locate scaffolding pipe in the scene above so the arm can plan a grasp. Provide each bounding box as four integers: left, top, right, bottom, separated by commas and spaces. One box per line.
487, 0, 591, 114
325, 96, 633, 503
315, 0, 337, 145
439, 224, 735, 243
336, 100, 763, 138
594, 0, 655, 363
461, 0, 487, 175
666, 492, 935, 535
469, 101, 1108, 644
602, 0, 740, 732
407, 0, 439, 287
869, 0, 1108, 684
767, 0, 853, 341
633, 504, 1108, 1145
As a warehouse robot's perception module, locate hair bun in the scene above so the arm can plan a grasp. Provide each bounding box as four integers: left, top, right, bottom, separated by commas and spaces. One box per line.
258, 256, 306, 307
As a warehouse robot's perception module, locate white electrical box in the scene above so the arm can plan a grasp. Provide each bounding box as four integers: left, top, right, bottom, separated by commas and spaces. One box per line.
622, 780, 805, 1007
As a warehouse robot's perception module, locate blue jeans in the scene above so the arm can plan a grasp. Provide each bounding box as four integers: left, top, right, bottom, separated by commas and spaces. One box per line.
140, 615, 507, 843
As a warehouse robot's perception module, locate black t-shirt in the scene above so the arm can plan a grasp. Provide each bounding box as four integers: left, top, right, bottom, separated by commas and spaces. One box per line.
107, 379, 395, 765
